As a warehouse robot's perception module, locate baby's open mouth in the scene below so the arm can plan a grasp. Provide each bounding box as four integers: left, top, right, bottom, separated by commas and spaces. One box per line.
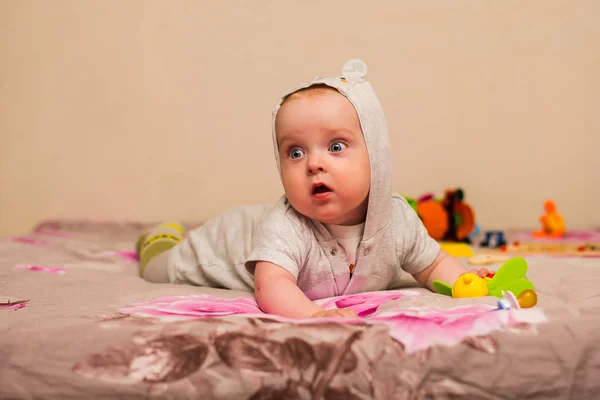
312, 184, 332, 195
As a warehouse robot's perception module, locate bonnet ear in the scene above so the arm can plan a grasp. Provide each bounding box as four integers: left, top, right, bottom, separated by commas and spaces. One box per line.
341, 59, 368, 80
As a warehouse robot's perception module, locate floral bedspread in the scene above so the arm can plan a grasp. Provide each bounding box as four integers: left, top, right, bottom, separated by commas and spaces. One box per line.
1, 220, 599, 399
118, 291, 546, 353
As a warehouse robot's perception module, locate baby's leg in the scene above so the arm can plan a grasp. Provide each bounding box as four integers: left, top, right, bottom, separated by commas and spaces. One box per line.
143, 249, 171, 283
167, 204, 271, 290
137, 222, 184, 283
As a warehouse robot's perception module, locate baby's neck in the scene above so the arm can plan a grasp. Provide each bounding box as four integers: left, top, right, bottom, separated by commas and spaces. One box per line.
324, 221, 365, 240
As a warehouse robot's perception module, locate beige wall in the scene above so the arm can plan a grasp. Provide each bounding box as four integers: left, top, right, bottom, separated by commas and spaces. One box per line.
1, 1, 598, 237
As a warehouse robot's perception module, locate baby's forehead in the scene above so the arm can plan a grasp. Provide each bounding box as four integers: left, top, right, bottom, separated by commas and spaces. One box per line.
279, 87, 353, 116
277, 90, 355, 125
276, 99, 363, 144
284, 83, 341, 100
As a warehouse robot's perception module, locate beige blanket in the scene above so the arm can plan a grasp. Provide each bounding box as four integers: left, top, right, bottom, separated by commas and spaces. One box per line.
1, 221, 599, 399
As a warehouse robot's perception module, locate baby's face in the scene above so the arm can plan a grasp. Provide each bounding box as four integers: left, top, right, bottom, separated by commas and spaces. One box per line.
276, 90, 371, 226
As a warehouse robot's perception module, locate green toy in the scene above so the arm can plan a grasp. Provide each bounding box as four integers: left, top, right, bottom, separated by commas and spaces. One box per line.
433, 256, 535, 298
402, 195, 418, 213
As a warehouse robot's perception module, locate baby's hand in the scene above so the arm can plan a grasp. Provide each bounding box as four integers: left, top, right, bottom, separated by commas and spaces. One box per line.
311, 308, 359, 319
468, 268, 490, 278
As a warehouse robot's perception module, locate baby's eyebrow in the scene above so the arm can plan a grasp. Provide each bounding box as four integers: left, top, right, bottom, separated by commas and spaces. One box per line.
277, 136, 288, 148
276, 138, 291, 152
329, 127, 353, 134
327, 128, 360, 140
277, 133, 300, 149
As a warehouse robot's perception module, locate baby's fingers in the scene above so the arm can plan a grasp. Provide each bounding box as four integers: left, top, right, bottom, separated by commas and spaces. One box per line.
337, 309, 359, 318
469, 268, 489, 277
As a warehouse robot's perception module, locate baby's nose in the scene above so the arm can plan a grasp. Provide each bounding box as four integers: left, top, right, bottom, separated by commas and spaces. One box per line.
307, 156, 325, 174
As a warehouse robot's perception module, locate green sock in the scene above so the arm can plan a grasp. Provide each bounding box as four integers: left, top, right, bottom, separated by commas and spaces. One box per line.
138, 222, 184, 277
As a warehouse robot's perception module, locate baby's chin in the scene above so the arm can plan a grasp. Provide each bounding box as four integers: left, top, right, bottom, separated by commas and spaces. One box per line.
286, 197, 367, 225
302, 210, 367, 226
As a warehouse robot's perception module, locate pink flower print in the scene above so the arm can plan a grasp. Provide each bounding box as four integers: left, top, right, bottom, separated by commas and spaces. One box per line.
120, 295, 264, 321
1, 300, 29, 310
34, 228, 76, 238
11, 237, 52, 246
369, 305, 511, 353
316, 290, 418, 317
13, 264, 67, 275
97, 250, 139, 263
377, 304, 495, 323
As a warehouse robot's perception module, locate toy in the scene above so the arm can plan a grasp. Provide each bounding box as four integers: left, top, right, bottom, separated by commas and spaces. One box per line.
405, 196, 418, 213
432, 256, 535, 299
451, 273, 488, 298
416, 198, 448, 240
497, 289, 538, 309
441, 189, 475, 243
516, 289, 538, 308
404, 188, 476, 243
468, 223, 481, 240
479, 230, 507, 248
468, 253, 512, 266
475, 242, 600, 258
439, 242, 474, 258
533, 200, 565, 238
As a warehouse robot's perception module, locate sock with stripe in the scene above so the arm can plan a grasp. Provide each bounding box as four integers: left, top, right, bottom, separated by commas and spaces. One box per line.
137, 222, 184, 281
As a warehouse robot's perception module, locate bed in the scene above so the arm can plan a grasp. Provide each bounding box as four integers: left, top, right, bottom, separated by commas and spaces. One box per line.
1, 220, 600, 399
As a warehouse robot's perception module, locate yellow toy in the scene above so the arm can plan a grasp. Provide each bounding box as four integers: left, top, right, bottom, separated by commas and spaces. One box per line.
433, 257, 536, 305
450, 275, 537, 308
516, 289, 538, 308
439, 242, 475, 258
533, 200, 565, 238
452, 273, 488, 298
497, 289, 538, 309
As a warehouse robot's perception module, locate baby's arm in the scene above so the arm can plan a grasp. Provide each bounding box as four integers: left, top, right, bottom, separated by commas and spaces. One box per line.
412, 250, 487, 290
254, 261, 357, 319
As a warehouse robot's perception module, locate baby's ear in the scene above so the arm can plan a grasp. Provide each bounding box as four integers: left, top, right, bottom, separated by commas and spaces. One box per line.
341, 59, 368, 80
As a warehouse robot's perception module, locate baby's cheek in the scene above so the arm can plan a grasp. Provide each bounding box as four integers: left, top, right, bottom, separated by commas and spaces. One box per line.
281, 174, 302, 194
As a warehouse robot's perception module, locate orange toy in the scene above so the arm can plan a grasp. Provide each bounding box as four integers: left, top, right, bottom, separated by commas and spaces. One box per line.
412, 188, 476, 242
453, 201, 475, 241
533, 200, 565, 238
441, 189, 475, 241
416, 200, 448, 240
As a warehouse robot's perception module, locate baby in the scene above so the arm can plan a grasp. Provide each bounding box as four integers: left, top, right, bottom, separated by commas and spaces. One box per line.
136, 59, 486, 318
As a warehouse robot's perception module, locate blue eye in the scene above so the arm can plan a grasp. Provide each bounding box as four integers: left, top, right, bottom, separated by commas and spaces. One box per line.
289, 148, 305, 159
329, 141, 346, 153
